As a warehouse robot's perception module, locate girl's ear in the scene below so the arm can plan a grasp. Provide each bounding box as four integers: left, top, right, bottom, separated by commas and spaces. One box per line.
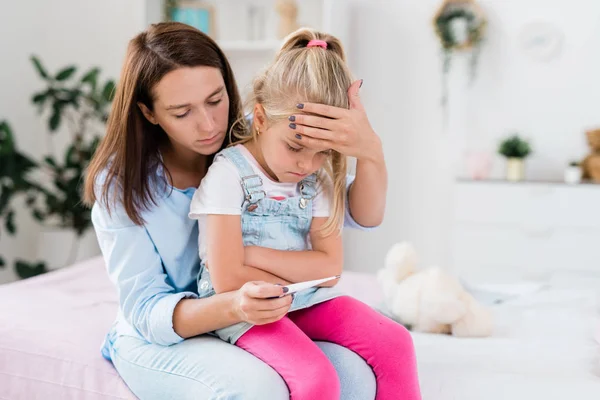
253, 104, 268, 131
137, 102, 158, 125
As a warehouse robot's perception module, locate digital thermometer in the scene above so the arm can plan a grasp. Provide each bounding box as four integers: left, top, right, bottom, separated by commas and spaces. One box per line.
269, 275, 341, 298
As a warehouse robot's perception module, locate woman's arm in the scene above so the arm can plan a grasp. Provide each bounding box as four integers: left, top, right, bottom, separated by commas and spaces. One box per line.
245, 217, 343, 284
92, 201, 201, 346
93, 201, 291, 342
287, 80, 388, 227
172, 282, 291, 339
348, 148, 387, 227
207, 214, 290, 293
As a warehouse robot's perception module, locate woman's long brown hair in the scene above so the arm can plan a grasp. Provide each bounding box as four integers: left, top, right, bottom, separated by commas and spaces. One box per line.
83, 22, 244, 225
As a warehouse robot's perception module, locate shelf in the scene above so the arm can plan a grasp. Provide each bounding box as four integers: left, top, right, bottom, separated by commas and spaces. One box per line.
217, 40, 281, 53
456, 178, 600, 187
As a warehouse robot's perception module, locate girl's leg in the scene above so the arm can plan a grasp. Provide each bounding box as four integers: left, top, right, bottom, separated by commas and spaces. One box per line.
289, 296, 422, 400
236, 316, 341, 400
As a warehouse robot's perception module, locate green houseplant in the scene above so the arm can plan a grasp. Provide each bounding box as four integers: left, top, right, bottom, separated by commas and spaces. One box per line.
498, 134, 532, 182
0, 56, 115, 278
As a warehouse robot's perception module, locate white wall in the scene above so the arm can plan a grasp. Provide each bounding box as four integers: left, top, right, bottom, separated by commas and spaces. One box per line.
342, 0, 449, 273
462, 0, 599, 180
3, 0, 598, 282
342, 0, 600, 274
0, 0, 143, 283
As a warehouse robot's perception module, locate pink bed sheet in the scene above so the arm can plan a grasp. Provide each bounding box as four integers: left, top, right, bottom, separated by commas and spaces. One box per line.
0, 257, 134, 400
0, 257, 381, 400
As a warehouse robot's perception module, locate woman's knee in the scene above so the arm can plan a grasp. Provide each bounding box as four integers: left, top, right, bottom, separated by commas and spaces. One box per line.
317, 341, 376, 400
234, 367, 289, 400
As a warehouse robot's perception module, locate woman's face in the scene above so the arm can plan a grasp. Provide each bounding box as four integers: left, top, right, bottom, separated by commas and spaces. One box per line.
139, 66, 230, 156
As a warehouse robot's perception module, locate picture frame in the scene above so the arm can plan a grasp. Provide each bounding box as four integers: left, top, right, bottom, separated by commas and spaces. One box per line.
167, 1, 217, 38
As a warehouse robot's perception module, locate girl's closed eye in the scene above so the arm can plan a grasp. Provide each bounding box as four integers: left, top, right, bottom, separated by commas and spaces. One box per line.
287, 144, 302, 152
208, 98, 222, 106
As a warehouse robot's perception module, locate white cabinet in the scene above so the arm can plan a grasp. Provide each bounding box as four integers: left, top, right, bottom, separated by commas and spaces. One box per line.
451, 180, 600, 283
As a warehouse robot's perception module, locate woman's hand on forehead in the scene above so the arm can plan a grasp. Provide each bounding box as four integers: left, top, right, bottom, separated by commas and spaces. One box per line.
286, 129, 331, 152
287, 80, 382, 162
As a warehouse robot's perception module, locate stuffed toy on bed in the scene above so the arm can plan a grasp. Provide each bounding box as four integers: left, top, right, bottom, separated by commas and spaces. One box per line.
377, 242, 493, 337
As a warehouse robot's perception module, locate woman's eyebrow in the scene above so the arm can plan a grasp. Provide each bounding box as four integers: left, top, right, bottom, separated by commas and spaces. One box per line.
166, 103, 190, 110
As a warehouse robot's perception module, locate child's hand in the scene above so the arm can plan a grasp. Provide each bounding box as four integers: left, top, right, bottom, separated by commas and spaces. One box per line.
234, 281, 293, 325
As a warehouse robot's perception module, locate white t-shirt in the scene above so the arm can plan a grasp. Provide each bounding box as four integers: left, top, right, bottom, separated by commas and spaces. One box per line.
189, 144, 331, 260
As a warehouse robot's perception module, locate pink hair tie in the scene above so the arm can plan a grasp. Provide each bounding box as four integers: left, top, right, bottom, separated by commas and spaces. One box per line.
307, 40, 327, 49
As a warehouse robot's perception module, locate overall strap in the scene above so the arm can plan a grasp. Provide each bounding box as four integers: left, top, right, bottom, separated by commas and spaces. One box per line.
219, 147, 265, 204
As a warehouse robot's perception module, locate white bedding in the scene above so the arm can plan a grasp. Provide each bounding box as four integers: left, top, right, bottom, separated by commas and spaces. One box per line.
409, 273, 600, 399
2, 257, 598, 399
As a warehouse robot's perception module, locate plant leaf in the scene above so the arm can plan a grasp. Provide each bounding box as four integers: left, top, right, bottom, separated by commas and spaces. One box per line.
0, 189, 9, 215
32, 91, 48, 105
32, 209, 45, 222
55, 66, 77, 81
49, 103, 62, 131
44, 156, 57, 167
30, 56, 49, 79
81, 68, 100, 89
102, 80, 116, 102
15, 260, 48, 279
5, 210, 15, 234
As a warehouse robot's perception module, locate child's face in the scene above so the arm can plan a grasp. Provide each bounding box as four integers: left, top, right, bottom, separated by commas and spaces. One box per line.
259, 120, 331, 183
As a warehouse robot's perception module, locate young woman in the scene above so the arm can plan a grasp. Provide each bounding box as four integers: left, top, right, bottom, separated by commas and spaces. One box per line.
85, 22, 390, 399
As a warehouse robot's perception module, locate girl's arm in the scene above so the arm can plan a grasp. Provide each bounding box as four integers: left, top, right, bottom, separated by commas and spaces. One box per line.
207, 214, 291, 293
244, 217, 342, 285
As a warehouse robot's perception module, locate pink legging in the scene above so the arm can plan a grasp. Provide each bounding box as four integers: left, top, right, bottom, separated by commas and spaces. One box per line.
236, 296, 421, 400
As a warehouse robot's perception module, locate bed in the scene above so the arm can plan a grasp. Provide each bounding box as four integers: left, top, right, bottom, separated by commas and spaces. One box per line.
1, 257, 599, 399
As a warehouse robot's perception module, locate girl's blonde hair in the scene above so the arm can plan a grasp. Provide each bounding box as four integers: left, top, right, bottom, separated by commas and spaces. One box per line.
232, 28, 353, 237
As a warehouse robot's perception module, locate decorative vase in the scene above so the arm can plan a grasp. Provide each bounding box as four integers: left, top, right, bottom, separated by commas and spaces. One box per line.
564, 165, 582, 184
275, 0, 299, 39
466, 151, 492, 180
506, 158, 525, 182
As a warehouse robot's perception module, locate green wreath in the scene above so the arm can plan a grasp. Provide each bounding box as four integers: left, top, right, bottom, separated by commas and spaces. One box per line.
433, 1, 486, 105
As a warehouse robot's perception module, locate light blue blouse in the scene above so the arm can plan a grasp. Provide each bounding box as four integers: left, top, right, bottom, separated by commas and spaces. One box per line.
92, 170, 374, 360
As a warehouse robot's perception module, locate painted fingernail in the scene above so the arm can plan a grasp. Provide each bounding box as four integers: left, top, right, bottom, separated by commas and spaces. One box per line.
295, 133, 302, 140
282, 287, 289, 293
288, 115, 295, 122
359, 79, 364, 88
289, 123, 296, 129
296, 103, 304, 109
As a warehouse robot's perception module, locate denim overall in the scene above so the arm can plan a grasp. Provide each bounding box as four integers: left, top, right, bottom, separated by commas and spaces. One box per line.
197, 146, 343, 344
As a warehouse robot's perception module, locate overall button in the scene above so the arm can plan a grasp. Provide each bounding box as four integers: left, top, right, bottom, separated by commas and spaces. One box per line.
299, 198, 308, 209
200, 280, 210, 291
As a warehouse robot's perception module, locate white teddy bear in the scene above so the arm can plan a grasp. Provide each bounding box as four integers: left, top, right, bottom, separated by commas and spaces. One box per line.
377, 242, 493, 337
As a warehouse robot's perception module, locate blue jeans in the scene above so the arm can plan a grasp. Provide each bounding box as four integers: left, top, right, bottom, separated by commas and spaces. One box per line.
111, 334, 376, 399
